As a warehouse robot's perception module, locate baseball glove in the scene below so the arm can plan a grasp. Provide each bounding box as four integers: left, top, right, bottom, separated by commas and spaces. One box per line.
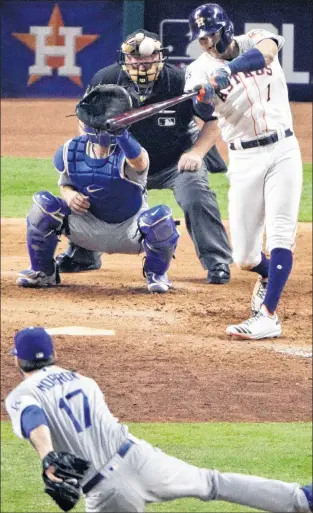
76, 84, 134, 131
42, 451, 90, 512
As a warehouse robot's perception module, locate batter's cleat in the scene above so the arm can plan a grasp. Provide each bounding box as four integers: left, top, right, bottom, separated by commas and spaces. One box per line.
146, 272, 171, 293
251, 276, 268, 315
226, 304, 281, 340
16, 266, 60, 288
301, 485, 313, 511
207, 264, 230, 284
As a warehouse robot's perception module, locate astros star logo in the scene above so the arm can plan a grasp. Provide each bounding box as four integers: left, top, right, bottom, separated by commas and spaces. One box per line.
12, 4, 99, 87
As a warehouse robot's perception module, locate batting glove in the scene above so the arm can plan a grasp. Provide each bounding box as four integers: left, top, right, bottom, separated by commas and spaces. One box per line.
195, 84, 215, 103
209, 66, 231, 91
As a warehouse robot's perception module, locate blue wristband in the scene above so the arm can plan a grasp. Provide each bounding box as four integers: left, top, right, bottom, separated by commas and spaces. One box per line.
115, 129, 142, 159
228, 48, 266, 74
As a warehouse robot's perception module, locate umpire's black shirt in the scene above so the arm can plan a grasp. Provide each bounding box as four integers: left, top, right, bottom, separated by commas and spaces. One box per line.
90, 63, 224, 175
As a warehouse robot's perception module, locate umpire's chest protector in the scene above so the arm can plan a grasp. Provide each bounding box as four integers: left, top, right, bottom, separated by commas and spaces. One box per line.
67, 136, 143, 223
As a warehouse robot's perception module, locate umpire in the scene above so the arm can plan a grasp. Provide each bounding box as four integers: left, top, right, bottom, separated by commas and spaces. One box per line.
56, 29, 233, 284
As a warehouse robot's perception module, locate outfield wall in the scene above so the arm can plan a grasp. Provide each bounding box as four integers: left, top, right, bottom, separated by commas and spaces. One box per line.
1, 0, 312, 100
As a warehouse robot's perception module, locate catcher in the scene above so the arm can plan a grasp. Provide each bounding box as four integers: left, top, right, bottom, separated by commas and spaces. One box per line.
16, 84, 179, 293
6, 327, 313, 512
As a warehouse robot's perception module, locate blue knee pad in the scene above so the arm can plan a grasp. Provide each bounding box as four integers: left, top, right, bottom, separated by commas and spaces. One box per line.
138, 205, 180, 275
27, 191, 70, 274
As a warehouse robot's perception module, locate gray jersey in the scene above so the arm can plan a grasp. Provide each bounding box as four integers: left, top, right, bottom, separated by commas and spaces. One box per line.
5, 366, 309, 512
5, 365, 135, 484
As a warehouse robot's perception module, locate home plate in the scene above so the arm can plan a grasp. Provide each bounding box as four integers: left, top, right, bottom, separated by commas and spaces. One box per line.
46, 327, 115, 336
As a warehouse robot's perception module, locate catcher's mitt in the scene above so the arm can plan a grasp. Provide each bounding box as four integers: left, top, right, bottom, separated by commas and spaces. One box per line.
76, 84, 133, 131
42, 451, 90, 512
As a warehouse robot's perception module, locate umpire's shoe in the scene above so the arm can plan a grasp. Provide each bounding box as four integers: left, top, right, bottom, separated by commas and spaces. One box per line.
207, 264, 230, 284
16, 266, 60, 288
56, 244, 102, 273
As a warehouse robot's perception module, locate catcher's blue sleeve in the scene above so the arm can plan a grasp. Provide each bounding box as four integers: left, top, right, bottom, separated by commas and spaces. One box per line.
53, 146, 65, 172
21, 405, 49, 439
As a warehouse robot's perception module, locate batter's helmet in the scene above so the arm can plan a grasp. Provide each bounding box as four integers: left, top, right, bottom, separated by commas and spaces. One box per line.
188, 3, 234, 53
117, 29, 167, 97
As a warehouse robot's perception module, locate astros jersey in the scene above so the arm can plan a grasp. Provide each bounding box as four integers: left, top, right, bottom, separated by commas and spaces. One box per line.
5, 366, 132, 482
184, 30, 293, 142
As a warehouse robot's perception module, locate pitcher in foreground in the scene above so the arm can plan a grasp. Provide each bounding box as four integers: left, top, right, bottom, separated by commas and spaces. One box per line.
6, 327, 312, 512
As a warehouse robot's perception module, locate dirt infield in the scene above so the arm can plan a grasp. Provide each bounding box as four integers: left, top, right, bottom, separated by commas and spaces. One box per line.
1, 100, 312, 422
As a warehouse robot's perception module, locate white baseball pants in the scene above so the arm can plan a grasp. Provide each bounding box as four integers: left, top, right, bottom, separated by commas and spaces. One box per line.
226, 135, 303, 267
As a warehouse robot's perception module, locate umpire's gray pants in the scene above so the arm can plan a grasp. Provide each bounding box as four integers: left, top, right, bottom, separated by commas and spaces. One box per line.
147, 163, 232, 270
84, 440, 310, 512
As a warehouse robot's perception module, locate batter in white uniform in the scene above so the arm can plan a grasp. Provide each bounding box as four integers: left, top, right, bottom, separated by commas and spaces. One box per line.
185, 3, 303, 339
6, 327, 312, 512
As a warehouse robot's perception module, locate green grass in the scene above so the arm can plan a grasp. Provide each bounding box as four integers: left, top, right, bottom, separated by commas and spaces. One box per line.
1, 422, 312, 512
1, 157, 312, 221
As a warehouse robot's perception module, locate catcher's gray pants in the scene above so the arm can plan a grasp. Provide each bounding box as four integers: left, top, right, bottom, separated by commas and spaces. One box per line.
147, 162, 232, 270
84, 440, 309, 512
67, 203, 148, 254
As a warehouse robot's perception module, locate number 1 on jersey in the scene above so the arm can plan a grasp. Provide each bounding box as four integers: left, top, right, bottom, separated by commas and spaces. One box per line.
59, 389, 91, 433
267, 84, 271, 102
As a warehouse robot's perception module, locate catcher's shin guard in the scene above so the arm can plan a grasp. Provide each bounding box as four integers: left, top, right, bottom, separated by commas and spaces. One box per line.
27, 191, 70, 275
138, 205, 180, 275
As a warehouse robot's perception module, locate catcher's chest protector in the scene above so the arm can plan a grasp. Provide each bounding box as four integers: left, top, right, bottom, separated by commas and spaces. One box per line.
67, 136, 143, 224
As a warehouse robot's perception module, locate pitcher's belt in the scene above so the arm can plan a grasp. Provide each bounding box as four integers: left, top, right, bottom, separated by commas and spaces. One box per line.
82, 440, 134, 494
229, 129, 293, 150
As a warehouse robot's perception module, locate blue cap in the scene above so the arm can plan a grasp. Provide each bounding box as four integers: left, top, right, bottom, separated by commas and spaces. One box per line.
11, 327, 54, 361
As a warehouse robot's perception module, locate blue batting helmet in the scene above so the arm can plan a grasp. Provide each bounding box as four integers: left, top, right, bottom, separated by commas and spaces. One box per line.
188, 3, 234, 53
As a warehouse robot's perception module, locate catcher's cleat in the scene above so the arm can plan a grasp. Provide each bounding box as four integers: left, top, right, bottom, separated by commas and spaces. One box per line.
56, 253, 101, 273
16, 266, 61, 288
226, 305, 281, 340
251, 276, 268, 315
207, 263, 230, 284
146, 272, 171, 293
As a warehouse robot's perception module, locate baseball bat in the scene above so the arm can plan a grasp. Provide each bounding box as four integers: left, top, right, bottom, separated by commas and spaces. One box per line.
105, 90, 199, 132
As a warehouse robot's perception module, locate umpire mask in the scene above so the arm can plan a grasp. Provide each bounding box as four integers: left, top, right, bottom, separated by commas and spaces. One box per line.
118, 30, 167, 98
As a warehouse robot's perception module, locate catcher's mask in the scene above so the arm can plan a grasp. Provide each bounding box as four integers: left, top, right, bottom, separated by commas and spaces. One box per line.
118, 29, 167, 97
80, 123, 112, 147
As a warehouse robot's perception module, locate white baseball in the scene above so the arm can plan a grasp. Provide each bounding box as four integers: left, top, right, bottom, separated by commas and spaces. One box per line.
139, 38, 155, 57
134, 32, 145, 43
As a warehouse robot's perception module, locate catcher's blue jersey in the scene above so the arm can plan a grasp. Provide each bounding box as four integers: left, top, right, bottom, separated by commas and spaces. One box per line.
54, 135, 144, 223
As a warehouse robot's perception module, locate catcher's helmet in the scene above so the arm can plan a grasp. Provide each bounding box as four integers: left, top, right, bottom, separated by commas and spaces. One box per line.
188, 3, 234, 53
118, 29, 167, 97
